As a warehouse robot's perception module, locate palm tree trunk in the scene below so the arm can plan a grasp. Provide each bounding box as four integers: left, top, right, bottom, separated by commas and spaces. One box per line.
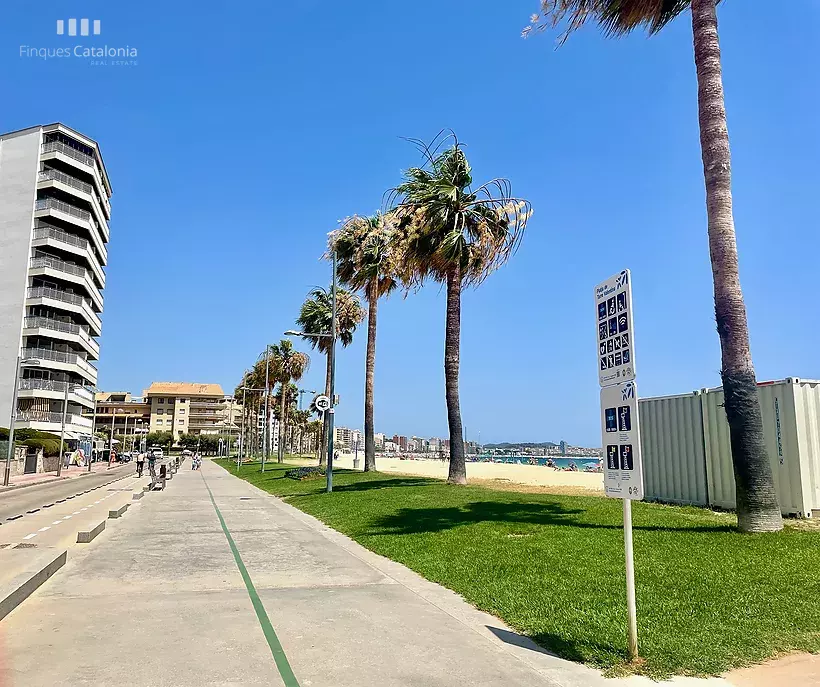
318, 352, 332, 466
278, 385, 287, 463
692, 0, 780, 533
445, 265, 466, 484
364, 282, 378, 472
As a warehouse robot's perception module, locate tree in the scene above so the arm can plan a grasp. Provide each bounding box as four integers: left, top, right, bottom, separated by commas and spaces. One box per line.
296, 286, 365, 464
269, 340, 310, 463
526, 0, 781, 533
145, 431, 173, 452
329, 214, 400, 472
390, 132, 532, 484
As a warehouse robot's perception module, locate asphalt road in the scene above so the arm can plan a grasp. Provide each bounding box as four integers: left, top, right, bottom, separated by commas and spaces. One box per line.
0, 464, 136, 522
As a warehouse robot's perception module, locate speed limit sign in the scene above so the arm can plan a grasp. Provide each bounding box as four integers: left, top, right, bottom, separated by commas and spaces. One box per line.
314, 395, 331, 412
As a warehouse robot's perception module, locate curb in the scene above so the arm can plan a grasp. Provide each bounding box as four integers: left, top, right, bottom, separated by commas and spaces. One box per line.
77, 520, 106, 543
0, 548, 67, 621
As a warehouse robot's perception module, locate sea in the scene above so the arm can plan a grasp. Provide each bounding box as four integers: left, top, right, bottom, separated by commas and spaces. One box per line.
472, 455, 603, 471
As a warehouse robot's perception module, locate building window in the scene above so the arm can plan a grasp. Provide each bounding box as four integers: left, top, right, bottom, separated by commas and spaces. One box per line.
179, 409, 185, 415
178, 419, 183, 425
156, 419, 163, 425
157, 409, 164, 415
157, 398, 164, 403
179, 398, 187, 403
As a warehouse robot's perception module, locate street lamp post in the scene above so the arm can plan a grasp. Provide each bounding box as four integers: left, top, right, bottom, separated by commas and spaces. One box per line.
108, 409, 116, 469
57, 381, 70, 477
88, 392, 97, 472
239, 382, 247, 470
262, 345, 271, 473
3, 357, 41, 486
284, 247, 338, 493
327, 249, 338, 493
297, 388, 317, 411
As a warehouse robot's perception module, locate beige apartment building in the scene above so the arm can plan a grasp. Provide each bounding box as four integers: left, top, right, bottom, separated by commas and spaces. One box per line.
144, 382, 234, 437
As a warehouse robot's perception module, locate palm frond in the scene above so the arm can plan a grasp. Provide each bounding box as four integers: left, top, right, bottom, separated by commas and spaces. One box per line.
525, 0, 694, 42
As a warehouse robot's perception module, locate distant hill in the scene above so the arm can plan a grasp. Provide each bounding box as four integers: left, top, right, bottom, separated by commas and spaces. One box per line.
484, 442, 558, 449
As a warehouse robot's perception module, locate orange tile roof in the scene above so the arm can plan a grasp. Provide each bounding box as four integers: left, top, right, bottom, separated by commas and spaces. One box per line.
145, 382, 224, 397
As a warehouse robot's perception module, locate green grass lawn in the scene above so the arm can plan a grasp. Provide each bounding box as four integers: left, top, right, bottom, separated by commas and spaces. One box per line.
215, 459, 820, 679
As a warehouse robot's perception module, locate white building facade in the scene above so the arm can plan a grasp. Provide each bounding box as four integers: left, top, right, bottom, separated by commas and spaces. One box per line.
0, 124, 112, 445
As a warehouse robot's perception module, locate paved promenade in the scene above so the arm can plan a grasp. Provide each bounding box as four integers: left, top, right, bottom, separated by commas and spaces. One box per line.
0, 460, 747, 687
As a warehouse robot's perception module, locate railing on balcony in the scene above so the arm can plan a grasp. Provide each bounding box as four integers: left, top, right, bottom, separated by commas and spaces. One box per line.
27, 286, 86, 308
31, 254, 88, 279
23, 347, 86, 366
42, 140, 93, 167
35, 196, 92, 223
41, 141, 111, 216
24, 316, 86, 336
17, 410, 93, 428
18, 378, 93, 401
38, 168, 94, 195
33, 225, 89, 251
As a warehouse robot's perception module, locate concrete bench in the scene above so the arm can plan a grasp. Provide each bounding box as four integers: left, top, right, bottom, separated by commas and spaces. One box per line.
108, 503, 129, 519
132, 491, 144, 501
77, 520, 106, 543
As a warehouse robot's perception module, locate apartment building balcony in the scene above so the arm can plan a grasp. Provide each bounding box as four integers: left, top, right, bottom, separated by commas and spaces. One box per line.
22, 347, 97, 385
40, 140, 111, 226
32, 224, 106, 287
29, 255, 103, 311
16, 410, 94, 435
25, 287, 102, 336
36, 167, 109, 241
34, 196, 108, 257
23, 316, 99, 359
189, 401, 226, 409
17, 378, 94, 410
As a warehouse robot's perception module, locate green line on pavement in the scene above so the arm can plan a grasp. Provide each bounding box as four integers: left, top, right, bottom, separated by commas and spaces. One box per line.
201, 473, 301, 687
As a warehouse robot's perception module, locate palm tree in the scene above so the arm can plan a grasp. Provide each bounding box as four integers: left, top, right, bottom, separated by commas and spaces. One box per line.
296, 286, 365, 464
269, 340, 310, 463
329, 214, 400, 472
390, 132, 532, 485
526, 0, 781, 533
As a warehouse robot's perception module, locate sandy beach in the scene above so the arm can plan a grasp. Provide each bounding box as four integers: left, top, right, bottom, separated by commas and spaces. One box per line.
290, 453, 605, 493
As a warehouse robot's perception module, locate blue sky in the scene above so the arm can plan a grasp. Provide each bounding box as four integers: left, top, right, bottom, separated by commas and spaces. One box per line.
1, 1, 818, 445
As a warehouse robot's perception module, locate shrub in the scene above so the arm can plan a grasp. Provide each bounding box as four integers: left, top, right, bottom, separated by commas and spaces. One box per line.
284, 466, 326, 481
22, 437, 61, 456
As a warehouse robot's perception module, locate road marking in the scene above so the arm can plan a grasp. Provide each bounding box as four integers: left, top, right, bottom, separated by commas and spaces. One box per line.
200, 472, 301, 687
81, 507, 88, 511
72, 511, 81, 515
23, 533, 37, 540
63, 515, 72, 520
37, 526, 50, 532
52, 520, 62, 525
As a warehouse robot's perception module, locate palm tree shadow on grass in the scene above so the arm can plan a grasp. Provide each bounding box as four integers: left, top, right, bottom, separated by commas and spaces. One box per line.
333, 477, 435, 492
370, 501, 734, 535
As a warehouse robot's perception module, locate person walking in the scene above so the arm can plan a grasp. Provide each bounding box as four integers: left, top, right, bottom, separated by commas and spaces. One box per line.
136, 451, 145, 478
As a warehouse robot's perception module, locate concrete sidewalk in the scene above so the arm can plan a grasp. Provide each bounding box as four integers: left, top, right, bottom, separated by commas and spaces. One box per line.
1, 460, 732, 687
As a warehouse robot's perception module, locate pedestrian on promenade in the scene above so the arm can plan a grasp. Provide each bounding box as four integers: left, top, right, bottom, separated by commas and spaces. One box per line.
159, 463, 167, 490
136, 451, 145, 478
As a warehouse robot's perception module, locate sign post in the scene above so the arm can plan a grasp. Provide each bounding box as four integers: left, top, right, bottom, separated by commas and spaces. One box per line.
595, 269, 642, 662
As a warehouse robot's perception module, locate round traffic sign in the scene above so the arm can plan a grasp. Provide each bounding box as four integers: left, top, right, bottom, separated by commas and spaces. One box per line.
314, 395, 331, 412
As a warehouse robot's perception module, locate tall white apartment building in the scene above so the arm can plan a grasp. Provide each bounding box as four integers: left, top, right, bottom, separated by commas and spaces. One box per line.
0, 124, 112, 444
